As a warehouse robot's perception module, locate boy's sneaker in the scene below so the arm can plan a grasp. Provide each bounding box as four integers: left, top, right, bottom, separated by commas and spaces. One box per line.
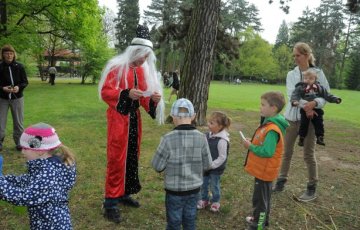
246, 216, 254, 224
245, 216, 269, 227
298, 137, 305, 146
316, 136, 325, 146
103, 207, 121, 223
210, 202, 220, 212
197, 200, 209, 209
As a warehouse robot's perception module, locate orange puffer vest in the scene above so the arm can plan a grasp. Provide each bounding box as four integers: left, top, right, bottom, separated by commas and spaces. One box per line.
244, 122, 284, 182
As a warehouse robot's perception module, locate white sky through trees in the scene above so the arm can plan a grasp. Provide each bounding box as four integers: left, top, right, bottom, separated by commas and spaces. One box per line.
98, 0, 329, 44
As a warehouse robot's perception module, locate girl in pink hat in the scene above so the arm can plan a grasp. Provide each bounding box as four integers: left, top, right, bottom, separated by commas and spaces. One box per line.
0, 122, 76, 230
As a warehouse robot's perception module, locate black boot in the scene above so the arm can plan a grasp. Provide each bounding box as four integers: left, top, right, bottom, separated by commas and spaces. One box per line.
316, 136, 325, 146
298, 183, 317, 202
103, 207, 121, 223
298, 136, 305, 146
272, 178, 287, 192
119, 195, 140, 208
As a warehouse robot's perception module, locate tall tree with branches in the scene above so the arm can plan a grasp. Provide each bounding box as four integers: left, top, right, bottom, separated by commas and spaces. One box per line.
115, 0, 140, 52
274, 20, 289, 50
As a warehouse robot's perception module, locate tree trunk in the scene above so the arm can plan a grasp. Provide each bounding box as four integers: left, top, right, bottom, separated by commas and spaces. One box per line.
178, 0, 220, 126
339, 14, 352, 88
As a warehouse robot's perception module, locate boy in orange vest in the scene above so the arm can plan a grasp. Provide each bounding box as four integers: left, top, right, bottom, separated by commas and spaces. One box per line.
241, 91, 289, 230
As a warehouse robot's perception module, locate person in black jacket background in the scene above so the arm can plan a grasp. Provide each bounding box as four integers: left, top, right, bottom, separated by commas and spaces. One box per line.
167, 70, 180, 103
0, 44, 28, 151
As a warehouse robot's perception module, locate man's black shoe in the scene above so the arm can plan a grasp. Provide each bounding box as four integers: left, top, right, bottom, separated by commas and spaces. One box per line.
103, 208, 121, 223
316, 136, 325, 146
119, 196, 140, 208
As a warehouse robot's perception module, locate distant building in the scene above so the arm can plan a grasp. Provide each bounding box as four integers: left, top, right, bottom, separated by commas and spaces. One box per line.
39, 49, 81, 79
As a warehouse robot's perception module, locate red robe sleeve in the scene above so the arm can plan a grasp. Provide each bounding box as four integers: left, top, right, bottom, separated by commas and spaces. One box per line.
101, 68, 122, 109
101, 66, 157, 118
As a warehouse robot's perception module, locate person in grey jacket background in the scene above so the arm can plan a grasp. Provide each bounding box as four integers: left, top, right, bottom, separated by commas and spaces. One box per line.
0, 44, 28, 151
272, 42, 330, 202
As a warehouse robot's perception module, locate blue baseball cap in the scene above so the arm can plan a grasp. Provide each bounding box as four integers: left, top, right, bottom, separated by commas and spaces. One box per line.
170, 98, 195, 117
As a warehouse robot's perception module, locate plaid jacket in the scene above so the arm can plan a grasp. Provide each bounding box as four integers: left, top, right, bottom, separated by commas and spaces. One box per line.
152, 124, 212, 192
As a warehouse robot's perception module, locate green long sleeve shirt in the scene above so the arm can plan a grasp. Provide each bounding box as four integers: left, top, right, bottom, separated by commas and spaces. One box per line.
249, 130, 279, 158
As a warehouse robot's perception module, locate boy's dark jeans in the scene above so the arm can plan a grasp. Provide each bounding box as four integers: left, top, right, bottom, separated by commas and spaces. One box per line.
165, 192, 197, 230
249, 178, 271, 229
299, 108, 324, 138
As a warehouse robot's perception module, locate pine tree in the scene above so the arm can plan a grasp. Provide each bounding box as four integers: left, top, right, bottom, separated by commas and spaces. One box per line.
221, 0, 262, 36
346, 49, 360, 90
289, 0, 345, 88
115, 0, 140, 52
274, 20, 289, 50
144, 0, 181, 71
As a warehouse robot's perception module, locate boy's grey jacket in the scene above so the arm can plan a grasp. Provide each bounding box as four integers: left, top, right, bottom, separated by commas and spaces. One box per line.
152, 124, 212, 192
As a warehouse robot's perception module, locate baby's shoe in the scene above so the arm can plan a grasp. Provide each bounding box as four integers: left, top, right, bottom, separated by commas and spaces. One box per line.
197, 200, 209, 209
210, 202, 220, 212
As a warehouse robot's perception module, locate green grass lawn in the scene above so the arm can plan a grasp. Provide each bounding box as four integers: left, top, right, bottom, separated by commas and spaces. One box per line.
208, 81, 360, 127
0, 79, 359, 229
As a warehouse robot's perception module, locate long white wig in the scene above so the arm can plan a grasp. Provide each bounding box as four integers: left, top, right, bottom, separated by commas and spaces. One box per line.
98, 45, 165, 124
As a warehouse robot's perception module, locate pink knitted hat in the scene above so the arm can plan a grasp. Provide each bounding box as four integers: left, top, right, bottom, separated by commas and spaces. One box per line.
20, 123, 61, 151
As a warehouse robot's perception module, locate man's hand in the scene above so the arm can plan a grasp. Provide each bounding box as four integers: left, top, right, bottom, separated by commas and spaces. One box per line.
129, 89, 143, 100
150, 92, 161, 103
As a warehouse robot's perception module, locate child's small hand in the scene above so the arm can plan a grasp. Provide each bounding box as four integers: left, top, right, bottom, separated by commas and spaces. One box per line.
242, 139, 251, 149
239, 131, 251, 149
291, 101, 299, 106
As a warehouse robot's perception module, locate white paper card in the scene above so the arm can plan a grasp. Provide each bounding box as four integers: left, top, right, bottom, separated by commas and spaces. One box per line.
142, 91, 152, 97
239, 131, 246, 141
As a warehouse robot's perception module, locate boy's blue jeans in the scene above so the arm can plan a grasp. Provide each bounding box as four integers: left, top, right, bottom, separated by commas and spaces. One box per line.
200, 174, 221, 203
165, 192, 198, 230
